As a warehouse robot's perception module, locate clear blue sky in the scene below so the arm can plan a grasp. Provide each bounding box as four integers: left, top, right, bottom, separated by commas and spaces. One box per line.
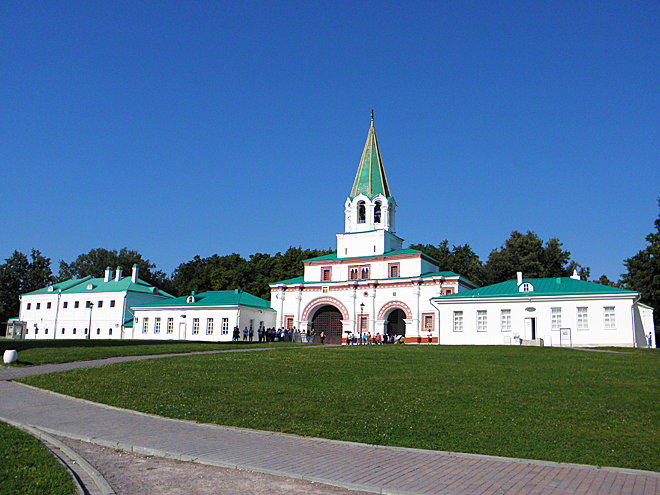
2, 1, 658, 282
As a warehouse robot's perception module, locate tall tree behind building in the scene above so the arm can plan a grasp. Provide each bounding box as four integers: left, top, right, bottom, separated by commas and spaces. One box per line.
0, 250, 55, 334
621, 198, 660, 335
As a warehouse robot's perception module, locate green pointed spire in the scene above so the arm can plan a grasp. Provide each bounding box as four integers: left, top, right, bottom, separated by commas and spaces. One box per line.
350, 110, 392, 199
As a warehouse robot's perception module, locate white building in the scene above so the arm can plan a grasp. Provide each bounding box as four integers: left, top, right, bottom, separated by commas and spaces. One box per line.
270, 113, 477, 344
270, 113, 655, 347
130, 289, 276, 342
18, 265, 172, 340
431, 271, 655, 348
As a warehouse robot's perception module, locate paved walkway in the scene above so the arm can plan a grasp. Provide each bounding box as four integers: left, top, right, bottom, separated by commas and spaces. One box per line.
1, 354, 659, 495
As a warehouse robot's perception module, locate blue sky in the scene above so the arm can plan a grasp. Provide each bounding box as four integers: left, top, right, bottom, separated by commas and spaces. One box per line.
2, 1, 658, 282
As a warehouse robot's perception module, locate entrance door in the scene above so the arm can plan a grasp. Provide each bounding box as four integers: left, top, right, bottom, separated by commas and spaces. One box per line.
179, 322, 186, 340
524, 318, 536, 340
311, 306, 343, 344
386, 309, 406, 340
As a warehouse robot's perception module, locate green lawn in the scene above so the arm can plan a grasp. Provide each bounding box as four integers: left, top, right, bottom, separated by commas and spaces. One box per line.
19, 345, 660, 472
0, 421, 76, 495
0, 339, 276, 365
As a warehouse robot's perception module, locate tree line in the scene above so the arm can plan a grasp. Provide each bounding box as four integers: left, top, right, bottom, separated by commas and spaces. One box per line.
1, 201, 659, 336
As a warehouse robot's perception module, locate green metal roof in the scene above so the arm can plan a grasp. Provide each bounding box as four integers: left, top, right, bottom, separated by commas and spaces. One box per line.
303, 248, 433, 263
432, 277, 637, 300
132, 289, 274, 311
23, 276, 173, 297
350, 111, 391, 200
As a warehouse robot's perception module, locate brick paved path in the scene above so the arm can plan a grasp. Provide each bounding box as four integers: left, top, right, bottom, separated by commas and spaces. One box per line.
1, 355, 659, 494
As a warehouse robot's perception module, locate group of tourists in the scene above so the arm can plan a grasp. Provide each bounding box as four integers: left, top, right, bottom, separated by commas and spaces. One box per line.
232, 326, 325, 343
345, 332, 404, 345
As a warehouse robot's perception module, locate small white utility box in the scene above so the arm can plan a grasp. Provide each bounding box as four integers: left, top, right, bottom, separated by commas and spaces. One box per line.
3, 350, 17, 364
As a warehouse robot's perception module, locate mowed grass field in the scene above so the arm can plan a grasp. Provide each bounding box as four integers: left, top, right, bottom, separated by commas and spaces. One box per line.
20, 345, 660, 472
0, 339, 274, 365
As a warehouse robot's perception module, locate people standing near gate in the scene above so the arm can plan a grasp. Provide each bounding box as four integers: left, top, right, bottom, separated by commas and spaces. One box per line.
428, 330, 433, 344
249, 327, 254, 341
320, 330, 325, 344
243, 327, 248, 341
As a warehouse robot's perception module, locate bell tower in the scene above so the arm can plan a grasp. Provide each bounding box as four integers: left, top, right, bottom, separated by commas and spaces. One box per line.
337, 111, 403, 259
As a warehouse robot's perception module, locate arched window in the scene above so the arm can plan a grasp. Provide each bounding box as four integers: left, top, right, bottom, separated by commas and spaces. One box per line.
519, 283, 534, 293
358, 201, 366, 223
374, 201, 381, 223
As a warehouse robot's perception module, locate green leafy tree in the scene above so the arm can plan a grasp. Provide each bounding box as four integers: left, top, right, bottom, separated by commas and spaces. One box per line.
621, 198, 660, 335
0, 250, 55, 334
58, 248, 172, 294
409, 240, 486, 286
483, 231, 589, 285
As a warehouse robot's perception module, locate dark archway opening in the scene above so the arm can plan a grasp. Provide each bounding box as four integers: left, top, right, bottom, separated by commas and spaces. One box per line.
385, 309, 406, 340
311, 306, 343, 344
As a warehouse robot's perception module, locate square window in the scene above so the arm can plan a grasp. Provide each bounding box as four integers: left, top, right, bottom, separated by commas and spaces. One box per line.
110, 300, 116, 307
322, 267, 331, 281
27, 303, 31, 310
453, 311, 463, 332
86, 301, 92, 308
551, 308, 562, 330
206, 318, 214, 335
154, 317, 161, 334
604, 307, 616, 329
142, 317, 149, 334
63, 302, 68, 309
221, 318, 229, 335
577, 307, 588, 330
388, 263, 400, 278
98, 301, 103, 308
36, 303, 40, 310
477, 310, 487, 332
167, 318, 174, 334
192, 318, 200, 335
47, 302, 52, 309
75, 301, 80, 308
501, 310, 511, 332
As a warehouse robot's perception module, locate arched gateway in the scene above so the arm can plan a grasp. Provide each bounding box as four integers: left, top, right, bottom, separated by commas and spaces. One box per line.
311, 306, 343, 344
302, 297, 349, 345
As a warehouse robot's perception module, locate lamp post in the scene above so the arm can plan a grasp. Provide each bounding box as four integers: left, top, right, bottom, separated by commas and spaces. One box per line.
359, 302, 365, 345
87, 302, 94, 340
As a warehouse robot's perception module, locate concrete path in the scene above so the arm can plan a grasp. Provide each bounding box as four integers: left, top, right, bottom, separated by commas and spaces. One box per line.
1, 355, 659, 495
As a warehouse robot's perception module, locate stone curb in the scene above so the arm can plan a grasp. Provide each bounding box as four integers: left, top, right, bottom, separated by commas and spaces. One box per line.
2, 417, 115, 495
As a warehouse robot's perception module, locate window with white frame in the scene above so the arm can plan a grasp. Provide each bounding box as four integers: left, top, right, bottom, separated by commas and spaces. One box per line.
154, 317, 161, 334
192, 318, 199, 335
577, 307, 588, 330
551, 308, 562, 330
604, 307, 616, 329
206, 318, 213, 335
167, 318, 174, 334
501, 309, 511, 331
453, 311, 463, 332
477, 310, 487, 332
142, 317, 149, 333
222, 318, 229, 335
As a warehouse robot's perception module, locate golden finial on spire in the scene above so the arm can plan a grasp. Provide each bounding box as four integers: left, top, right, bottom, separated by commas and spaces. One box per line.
371, 108, 374, 124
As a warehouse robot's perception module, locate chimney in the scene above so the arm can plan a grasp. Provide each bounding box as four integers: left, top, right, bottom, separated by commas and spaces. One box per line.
104, 267, 111, 283
131, 264, 139, 283
115, 266, 123, 282
571, 269, 580, 280
516, 272, 523, 286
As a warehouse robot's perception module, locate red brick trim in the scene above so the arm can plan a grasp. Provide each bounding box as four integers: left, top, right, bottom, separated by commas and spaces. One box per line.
301, 297, 350, 321
377, 300, 412, 320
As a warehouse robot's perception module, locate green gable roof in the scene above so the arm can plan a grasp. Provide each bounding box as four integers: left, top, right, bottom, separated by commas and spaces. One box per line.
132, 289, 274, 311
433, 277, 636, 300
350, 111, 391, 200
23, 276, 173, 297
